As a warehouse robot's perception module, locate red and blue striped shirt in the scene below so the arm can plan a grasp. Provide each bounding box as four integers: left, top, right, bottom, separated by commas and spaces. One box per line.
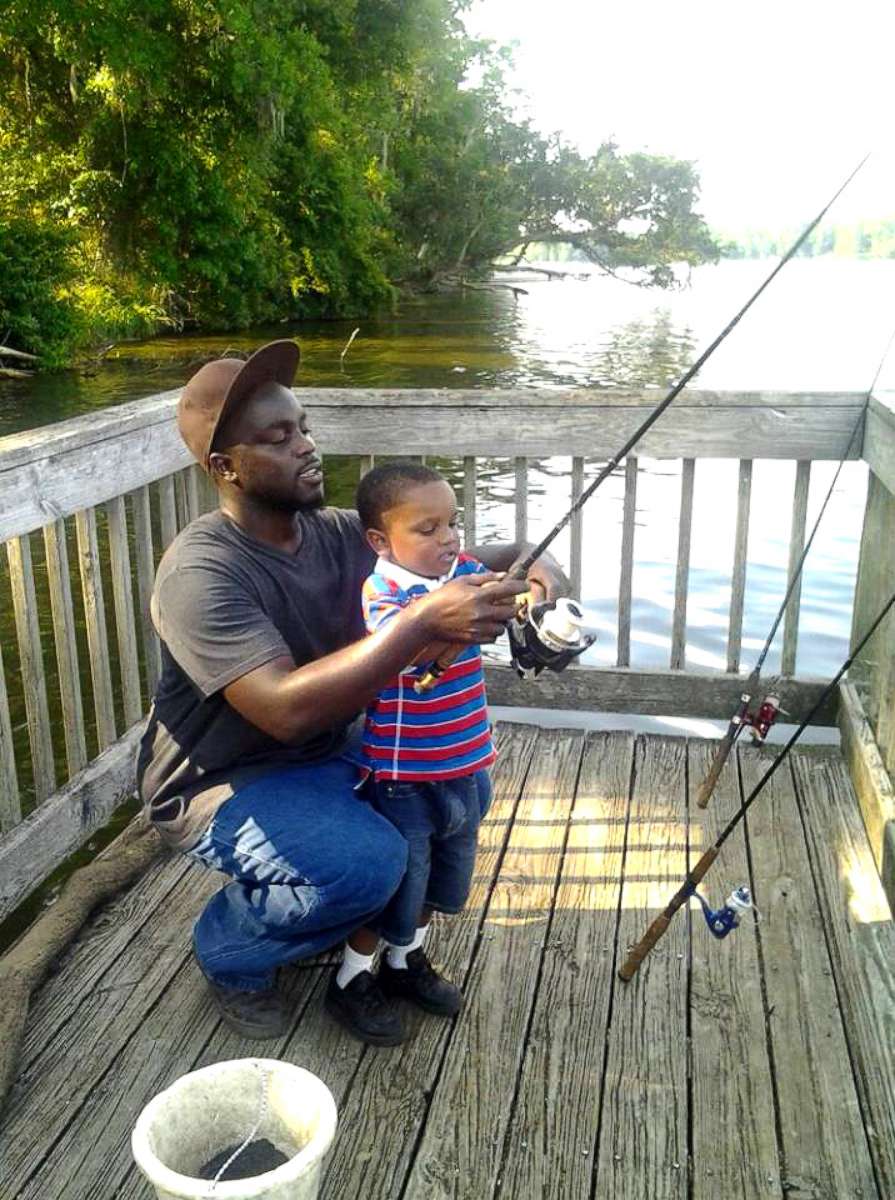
361, 554, 495, 782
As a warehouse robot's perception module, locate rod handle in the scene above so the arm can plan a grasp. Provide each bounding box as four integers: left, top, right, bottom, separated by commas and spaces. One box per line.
617, 846, 719, 982
695, 733, 736, 809
617, 913, 671, 981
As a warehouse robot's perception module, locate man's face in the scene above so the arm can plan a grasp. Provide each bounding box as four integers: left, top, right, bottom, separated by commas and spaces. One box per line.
210, 382, 325, 512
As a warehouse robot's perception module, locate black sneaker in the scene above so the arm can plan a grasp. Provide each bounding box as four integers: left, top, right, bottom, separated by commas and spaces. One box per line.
379, 948, 463, 1017
206, 980, 290, 1040
324, 970, 406, 1046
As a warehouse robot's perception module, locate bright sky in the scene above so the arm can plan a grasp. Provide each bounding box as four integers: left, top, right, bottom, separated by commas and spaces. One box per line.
466, 0, 895, 230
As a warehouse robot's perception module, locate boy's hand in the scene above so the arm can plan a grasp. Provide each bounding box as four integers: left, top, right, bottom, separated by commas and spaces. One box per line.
414, 571, 527, 644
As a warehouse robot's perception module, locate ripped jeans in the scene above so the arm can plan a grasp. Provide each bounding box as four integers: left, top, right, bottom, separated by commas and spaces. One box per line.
185, 757, 407, 992
369, 770, 492, 946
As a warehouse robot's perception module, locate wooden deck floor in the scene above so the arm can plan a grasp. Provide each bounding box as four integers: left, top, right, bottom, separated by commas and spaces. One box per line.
2, 724, 894, 1200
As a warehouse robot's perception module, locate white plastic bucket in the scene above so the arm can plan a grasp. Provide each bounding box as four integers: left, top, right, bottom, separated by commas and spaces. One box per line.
131, 1059, 337, 1200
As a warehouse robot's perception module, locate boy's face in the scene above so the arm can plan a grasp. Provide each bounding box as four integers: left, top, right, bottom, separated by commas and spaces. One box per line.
367, 479, 461, 578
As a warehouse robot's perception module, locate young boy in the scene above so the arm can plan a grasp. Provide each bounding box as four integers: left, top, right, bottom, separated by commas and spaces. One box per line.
326, 462, 494, 1040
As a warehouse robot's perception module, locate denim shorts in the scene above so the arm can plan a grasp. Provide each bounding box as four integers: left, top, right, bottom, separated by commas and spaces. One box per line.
369, 769, 492, 946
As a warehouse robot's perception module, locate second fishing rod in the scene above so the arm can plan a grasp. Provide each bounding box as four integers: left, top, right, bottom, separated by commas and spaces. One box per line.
413, 155, 869, 693
694, 321, 895, 810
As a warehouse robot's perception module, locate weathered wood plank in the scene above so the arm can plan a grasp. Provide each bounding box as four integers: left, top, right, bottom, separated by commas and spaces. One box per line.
791, 750, 895, 1196
17, 853, 191, 1072
863, 391, 895, 497
16, 955, 221, 1200
849, 470, 895, 775
670, 458, 695, 670
514, 457, 528, 544
309, 400, 864, 462
321, 723, 540, 1200
131, 486, 161, 699
0, 390, 867, 541
106, 494, 143, 726
483, 663, 838, 725
499, 732, 635, 1200
174, 469, 190, 531
617, 455, 638, 668
781, 461, 811, 676
741, 747, 878, 1198
0, 864, 217, 1191
727, 459, 753, 673
569, 455, 584, 599
186, 464, 201, 523
43, 518, 88, 777
6, 533, 56, 801
688, 741, 782, 1199
0, 724, 143, 922
400, 729, 584, 1200
0, 390, 188, 542
463, 456, 476, 548
597, 735, 689, 1198
75, 507, 117, 750
838, 681, 895, 912
158, 473, 177, 551
0, 642, 21, 830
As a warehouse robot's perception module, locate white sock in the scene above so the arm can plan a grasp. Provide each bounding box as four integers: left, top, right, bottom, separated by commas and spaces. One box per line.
336, 945, 376, 989
386, 925, 428, 970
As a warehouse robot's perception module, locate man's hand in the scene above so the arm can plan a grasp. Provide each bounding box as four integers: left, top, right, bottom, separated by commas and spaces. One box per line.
471, 542, 570, 605
510, 552, 569, 605
415, 571, 528, 644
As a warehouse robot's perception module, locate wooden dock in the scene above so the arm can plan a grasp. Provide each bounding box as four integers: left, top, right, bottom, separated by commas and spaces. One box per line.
2, 724, 893, 1200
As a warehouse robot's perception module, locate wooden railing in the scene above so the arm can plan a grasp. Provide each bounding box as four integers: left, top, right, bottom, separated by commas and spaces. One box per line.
838, 390, 895, 902
0, 386, 887, 921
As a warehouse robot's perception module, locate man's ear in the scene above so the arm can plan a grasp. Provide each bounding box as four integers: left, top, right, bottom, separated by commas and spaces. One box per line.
365, 527, 389, 557
208, 451, 239, 484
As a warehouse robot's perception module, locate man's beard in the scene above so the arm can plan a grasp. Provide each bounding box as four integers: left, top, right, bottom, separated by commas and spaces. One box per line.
263, 490, 326, 514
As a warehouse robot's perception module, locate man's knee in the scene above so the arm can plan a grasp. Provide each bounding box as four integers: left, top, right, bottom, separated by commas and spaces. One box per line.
336, 819, 407, 917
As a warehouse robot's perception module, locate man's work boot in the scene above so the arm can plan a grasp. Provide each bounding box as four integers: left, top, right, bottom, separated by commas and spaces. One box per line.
324, 969, 406, 1046
206, 980, 290, 1040
379, 947, 463, 1017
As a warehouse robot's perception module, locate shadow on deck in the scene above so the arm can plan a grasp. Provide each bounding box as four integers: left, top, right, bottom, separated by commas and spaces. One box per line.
2, 724, 894, 1199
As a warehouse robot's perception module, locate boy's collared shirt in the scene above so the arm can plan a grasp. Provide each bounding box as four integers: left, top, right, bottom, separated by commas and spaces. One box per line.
361, 553, 495, 782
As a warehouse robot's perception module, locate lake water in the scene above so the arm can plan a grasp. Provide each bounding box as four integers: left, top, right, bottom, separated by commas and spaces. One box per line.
3, 256, 891, 685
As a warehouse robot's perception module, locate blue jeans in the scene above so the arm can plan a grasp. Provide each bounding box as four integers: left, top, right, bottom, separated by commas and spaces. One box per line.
185, 757, 407, 992
370, 770, 492, 946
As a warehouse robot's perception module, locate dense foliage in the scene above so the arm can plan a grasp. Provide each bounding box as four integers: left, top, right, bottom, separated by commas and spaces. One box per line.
0, 0, 717, 364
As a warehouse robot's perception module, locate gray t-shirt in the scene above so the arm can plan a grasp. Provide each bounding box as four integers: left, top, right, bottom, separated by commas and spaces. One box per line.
136, 507, 375, 850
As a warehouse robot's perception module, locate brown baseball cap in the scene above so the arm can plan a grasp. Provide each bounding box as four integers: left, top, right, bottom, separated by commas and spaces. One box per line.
176, 339, 301, 470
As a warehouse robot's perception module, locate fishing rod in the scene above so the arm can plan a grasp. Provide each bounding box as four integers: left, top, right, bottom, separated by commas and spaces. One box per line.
695, 323, 895, 809
617, 587, 895, 982
413, 154, 870, 693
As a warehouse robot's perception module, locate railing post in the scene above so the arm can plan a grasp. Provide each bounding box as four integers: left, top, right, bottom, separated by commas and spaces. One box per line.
850, 469, 895, 774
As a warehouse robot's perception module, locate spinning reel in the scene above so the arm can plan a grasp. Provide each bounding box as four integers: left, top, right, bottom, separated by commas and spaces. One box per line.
690, 884, 757, 940
507, 596, 597, 679
734, 694, 783, 744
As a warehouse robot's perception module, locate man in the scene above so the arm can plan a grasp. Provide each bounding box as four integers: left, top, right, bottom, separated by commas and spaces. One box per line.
137, 339, 565, 1044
